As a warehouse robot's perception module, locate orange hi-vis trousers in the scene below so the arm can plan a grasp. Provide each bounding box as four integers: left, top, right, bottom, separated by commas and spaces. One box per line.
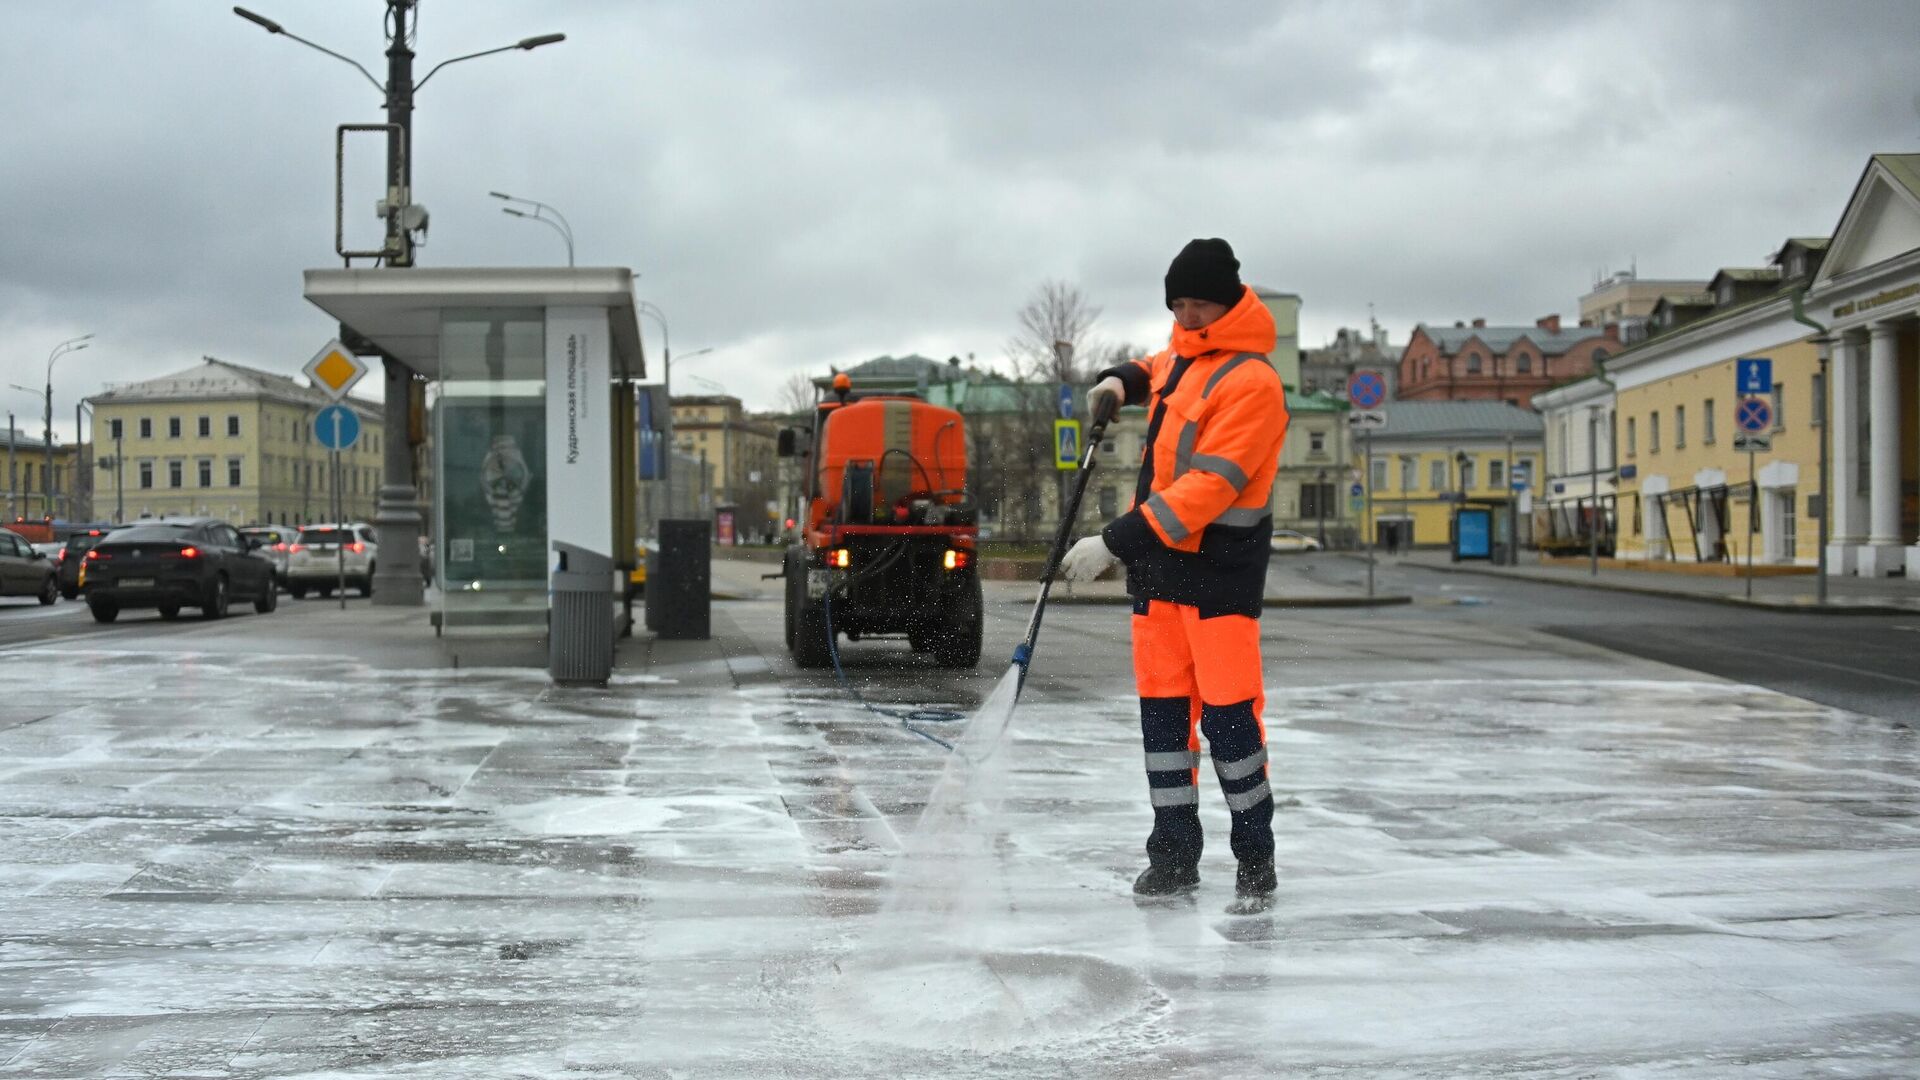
1130, 598, 1273, 867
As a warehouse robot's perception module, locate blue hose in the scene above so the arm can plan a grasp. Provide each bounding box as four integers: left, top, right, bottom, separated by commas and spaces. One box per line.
822, 589, 958, 751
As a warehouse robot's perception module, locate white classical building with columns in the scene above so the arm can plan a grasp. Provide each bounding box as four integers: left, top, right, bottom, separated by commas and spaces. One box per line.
1808, 154, 1920, 579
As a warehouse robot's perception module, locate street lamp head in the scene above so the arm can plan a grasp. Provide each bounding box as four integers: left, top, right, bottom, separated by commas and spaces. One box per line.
518, 33, 566, 50
232, 6, 285, 34
488, 191, 512, 201
502, 207, 530, 219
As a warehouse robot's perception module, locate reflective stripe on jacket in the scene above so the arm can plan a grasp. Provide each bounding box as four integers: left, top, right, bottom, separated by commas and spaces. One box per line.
1099, 285, 1289, 617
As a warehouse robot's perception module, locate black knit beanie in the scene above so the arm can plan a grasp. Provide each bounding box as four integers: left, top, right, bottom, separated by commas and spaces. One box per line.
1164, 238, 1243, 310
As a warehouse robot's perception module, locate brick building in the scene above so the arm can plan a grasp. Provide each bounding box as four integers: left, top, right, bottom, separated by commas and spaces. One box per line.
1397, 317, 1619, 409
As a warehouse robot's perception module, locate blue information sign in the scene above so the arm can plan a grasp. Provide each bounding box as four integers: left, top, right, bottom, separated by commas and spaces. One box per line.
1456, 507, 1492, 559
1736, 357, 1773, 396
314, 404, 361, 451
1058, 384, 1074, 420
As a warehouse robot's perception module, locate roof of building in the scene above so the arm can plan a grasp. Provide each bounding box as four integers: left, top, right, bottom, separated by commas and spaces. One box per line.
1372, 401, 1543, 439
1709, 267, 1783, 284
87, 358, 377, 414
1412, 323, 1608, 356
1285, 390, 1348, 414
1783, 236, 1832, 252
1873, 152, 1920, 202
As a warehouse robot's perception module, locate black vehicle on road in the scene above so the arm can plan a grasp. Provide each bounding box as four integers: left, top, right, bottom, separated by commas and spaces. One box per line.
0, 530, 58, 605
82, 518, 278, 623
56, 527, 115, 599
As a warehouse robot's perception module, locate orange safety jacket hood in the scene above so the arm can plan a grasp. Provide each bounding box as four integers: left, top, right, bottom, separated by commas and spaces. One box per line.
1096, 285, 1290, 618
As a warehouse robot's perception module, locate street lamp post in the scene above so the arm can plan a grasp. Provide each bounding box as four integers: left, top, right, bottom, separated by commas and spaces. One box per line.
1587, 405, 1600, 577
1315, 468, 1328, 549
41, 335, 91, 521
491, 191, 575, 266
234, 2, 564, 607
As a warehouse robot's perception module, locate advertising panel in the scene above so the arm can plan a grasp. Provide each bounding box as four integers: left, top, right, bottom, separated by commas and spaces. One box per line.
546, 307, 613, 560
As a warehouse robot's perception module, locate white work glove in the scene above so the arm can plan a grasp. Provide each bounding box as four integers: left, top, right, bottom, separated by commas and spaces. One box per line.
1060, 534, 1118, 584
1087, 375, 1126, 422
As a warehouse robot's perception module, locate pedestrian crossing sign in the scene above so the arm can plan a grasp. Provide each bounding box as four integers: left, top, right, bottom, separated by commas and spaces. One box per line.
1054, 419, 1082, 470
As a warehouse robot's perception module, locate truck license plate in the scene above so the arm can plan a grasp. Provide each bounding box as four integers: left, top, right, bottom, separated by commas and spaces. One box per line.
807, 569, 831, 599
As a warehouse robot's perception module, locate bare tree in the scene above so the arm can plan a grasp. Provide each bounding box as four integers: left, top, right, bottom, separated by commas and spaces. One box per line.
776, 371, 817, 415
1007, 280, 1102, 384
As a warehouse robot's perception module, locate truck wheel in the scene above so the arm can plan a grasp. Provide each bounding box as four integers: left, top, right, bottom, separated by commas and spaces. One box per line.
782, 548, 801, 651
932, 578, 983, 669
792, 602, 834, 669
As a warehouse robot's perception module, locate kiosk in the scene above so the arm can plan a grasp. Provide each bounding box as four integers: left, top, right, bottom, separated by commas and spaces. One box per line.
303, 268, 645, 646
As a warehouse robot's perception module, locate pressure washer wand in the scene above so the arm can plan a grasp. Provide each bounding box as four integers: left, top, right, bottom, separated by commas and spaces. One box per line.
1012, 395, 1117, 693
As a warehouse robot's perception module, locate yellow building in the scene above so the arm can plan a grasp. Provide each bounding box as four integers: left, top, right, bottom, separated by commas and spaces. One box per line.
87, 358, 383, 527
1358, 402, 1543, 550
3, 429, 81, 522
1550, 155, 1920, 577
670, 394, 780, 541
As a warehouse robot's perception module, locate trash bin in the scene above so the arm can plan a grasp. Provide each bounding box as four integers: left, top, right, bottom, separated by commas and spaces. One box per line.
647, 519, 710, 640
550, 541, 615, 685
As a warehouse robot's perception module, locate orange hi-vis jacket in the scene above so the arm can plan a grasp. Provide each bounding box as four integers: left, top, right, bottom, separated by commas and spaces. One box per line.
1097, 285, 1289, 618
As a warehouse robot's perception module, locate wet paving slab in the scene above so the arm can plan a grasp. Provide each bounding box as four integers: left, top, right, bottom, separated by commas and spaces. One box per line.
0, 605, 1916, 1077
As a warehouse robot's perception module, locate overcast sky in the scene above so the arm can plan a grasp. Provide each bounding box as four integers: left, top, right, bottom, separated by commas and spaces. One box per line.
4, 0, 1917, 438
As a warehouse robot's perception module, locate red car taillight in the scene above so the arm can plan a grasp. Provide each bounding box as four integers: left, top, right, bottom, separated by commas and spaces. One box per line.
85, 549, 107, 562
273, 542, 288, 552
177, 546, 200, 559
346, 542, 365, 553
289, 544, 305, 553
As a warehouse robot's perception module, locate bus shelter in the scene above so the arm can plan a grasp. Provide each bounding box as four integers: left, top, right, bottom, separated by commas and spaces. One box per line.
303, 267, 645, 638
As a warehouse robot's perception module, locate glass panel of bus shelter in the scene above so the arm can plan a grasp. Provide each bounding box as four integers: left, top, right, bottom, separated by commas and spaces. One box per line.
435, 308, 549, 636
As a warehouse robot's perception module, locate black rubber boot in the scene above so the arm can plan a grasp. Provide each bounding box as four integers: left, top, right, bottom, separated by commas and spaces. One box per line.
1235, 858, 1277, 898
1132, 862, 1200, 896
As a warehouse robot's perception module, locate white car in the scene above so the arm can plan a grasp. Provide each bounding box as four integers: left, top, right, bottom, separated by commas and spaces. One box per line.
239, 524, 300, 587
1269, 529, 1324, 554
287, 523, 378, 598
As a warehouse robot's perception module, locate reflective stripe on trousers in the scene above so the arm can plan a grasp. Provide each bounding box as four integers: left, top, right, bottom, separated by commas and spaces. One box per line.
1131, 598, 1273, 866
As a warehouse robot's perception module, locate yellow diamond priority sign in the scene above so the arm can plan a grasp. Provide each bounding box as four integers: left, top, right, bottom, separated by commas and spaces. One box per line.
304, 340, 367, 401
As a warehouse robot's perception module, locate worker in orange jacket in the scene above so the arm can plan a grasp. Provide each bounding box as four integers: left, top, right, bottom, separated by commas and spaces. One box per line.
1061, 238, 1290, 901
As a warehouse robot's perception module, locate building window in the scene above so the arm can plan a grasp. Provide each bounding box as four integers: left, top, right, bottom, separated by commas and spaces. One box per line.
139, 417, 153, 439
1517, 354, 1532, 374
168, 417, 181, 439
198, 416, 211, 438
1650, 411, 1661, 453
139, 461, 153, 489
1300, 482, 1337, 519
197, 459, 212, 488
228, 458, 242, 487
1430, 459, 1447, 491
1703, 399, 1716, 444
1098, 487, 1117, 518
167, 460, 183, 488
1459, 458, 1477, 490
1309, 431, 1326, 455
1400, 456, 1415, 492
1371, 457, 1387, 492
1490, 459, 1505, 488
1559, 417, 1571, 473
228, 415, 241, 437
1627, 416, 1637, 456
109, 418, 123, 440
1467, 353, 1482, 374
1772, 382, 1785, 430
1675, 405, 1687, 448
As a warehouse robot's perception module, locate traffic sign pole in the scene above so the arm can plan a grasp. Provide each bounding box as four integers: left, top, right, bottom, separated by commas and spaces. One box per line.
1364, 426, 1375, 598
334, 448, 345, 611
1746, 447, 1756, 602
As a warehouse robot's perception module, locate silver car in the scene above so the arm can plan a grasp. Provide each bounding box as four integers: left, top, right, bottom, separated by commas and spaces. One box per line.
240, 525, 300, 587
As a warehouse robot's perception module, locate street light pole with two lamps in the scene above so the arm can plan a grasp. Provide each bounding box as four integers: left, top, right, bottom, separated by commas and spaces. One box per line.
232, 1, 564, 607
41, 334, 91, 520
490, 191, 574, 266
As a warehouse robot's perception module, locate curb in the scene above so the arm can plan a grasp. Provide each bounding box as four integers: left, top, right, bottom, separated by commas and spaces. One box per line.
1389, 558, 1913, 616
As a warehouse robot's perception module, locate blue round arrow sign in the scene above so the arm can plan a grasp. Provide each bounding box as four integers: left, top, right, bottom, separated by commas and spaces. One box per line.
314, 404, 362, 451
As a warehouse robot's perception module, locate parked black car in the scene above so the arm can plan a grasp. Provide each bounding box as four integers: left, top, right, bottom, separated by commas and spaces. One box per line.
82, 518, 278, 623
0, 530, 58, 605
56, 527, 115, 599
